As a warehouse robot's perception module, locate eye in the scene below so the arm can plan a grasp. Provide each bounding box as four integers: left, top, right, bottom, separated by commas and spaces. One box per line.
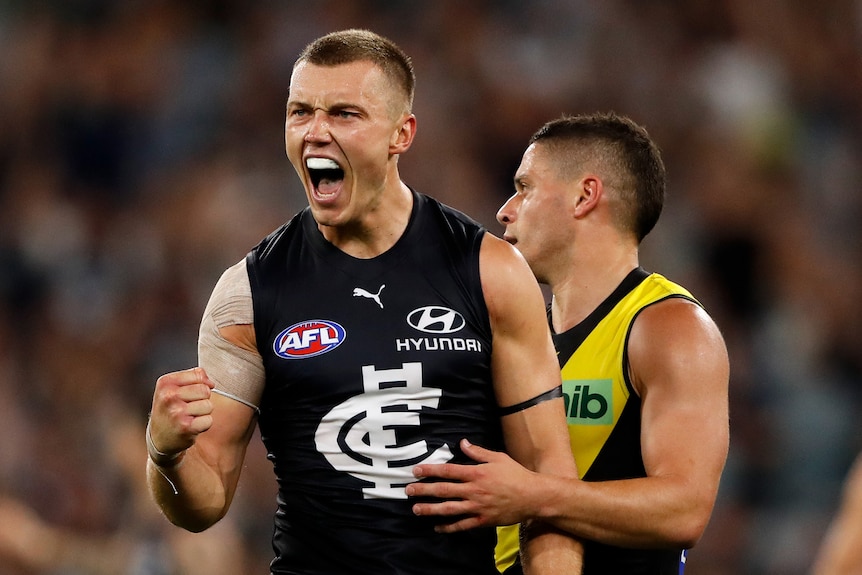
286, 103, 308, 118
334, 109, 358, 119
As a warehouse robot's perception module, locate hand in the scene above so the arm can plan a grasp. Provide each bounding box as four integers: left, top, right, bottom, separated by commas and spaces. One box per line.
406, 438, 537, 532
148, 367, 216, 458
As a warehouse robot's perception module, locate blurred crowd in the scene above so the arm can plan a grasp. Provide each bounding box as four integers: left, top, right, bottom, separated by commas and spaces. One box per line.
0, 1, 860, 573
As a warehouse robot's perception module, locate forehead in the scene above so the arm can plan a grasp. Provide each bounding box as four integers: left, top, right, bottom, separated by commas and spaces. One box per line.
517, 143, 555, 177
289, 60, 392, 106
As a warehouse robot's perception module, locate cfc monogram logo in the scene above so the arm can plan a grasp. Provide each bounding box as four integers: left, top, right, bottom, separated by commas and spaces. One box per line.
313, 362, 453, 499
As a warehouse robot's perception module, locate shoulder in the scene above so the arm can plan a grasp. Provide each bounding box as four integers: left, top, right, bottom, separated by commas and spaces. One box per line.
417, 192, 485, 239
629, 273, 716, 347
215, 260, 251, 298
206, 260, 253, 325
248, 210, 307, 264
479, 232, 525, 270
628, 295, 728, 395
479, 234, 543, 315
632, 296, 723, 349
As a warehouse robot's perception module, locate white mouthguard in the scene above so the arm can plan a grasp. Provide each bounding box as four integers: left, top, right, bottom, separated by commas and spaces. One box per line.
306, 157, 340, 170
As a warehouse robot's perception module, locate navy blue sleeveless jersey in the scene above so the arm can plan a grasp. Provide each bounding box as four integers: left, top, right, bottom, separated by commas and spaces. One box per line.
247, 191, 503, 575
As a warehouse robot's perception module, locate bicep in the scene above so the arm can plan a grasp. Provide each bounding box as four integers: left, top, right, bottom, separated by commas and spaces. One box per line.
632, 300, 729, 486
193, 391, 258, 504
480, 234, 560, 407
480, 235, 573, 475
198, 319, 261, 494
195, 260, 262, 494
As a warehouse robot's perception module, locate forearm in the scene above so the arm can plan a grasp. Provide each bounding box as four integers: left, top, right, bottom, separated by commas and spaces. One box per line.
508, 405, 584, 573
146, 447, 231, 532
146, 367, 256, 533
521, 520, 583, 575
540, 475, 714, 549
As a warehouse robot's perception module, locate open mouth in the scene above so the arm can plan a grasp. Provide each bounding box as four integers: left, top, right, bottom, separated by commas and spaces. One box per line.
306, 157, 344, 194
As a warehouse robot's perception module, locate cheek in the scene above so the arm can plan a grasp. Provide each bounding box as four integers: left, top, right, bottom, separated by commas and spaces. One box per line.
523, 202, 562, 242
351, 137, 390, 176
284, 127, 302, 156
285, 149, 303, 175
521, 201, 548, 227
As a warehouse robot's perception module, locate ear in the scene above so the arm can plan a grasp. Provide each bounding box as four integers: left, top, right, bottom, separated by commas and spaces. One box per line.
573, 175, 602, 217
390, 114, 416, 154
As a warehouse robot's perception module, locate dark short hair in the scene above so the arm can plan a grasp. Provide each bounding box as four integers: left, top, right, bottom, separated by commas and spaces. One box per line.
531, 112, 666, 241
296, 29, 415, 111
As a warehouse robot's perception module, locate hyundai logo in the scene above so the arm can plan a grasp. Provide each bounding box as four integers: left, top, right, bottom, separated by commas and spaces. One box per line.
407, 306, 465, 334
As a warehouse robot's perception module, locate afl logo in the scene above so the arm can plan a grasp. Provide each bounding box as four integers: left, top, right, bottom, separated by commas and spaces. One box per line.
274, 320, 346, 359
407, 306, 465, 334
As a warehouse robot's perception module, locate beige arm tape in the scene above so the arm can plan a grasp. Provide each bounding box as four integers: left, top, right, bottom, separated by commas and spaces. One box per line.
198, 259, 265, 412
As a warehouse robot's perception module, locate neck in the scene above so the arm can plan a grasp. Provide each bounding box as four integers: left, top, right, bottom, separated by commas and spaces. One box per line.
549, 246, 639, 333
320, 181, 413, 259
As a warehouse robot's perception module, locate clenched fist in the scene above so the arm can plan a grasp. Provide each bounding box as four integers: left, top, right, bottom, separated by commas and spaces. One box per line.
147, 367, 216, 465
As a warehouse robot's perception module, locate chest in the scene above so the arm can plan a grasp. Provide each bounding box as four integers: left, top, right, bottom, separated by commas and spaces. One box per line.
254, 242, 492, 413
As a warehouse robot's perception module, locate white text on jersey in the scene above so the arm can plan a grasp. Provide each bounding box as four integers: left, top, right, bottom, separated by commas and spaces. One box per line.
395, 337, 482, 352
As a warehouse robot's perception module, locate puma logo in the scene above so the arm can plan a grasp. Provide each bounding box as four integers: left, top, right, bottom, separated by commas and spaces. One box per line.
353, 285, 385, 309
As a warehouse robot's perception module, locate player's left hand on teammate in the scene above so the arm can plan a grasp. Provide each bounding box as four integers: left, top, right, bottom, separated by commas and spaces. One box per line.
406, 438, 536, 532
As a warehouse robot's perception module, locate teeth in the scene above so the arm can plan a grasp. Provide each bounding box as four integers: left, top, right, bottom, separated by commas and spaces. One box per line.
306, 157, 339, 170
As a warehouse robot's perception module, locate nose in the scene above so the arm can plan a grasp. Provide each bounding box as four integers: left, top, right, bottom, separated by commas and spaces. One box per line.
496, 195, 517, 226
305, 110, 331, 143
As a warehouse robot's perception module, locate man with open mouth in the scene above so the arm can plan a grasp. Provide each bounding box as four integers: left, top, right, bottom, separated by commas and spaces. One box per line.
144, 29, 581, 575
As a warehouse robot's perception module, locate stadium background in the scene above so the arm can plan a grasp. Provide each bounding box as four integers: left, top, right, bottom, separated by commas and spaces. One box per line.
0, 1, 860, 573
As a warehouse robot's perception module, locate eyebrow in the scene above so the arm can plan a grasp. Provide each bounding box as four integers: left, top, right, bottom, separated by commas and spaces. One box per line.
286, 100, 364, 113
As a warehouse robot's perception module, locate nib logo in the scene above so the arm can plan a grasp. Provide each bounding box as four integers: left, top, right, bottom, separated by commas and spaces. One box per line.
562, 380, 613, 425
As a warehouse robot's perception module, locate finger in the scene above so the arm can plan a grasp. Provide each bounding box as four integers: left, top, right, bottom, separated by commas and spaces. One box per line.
188, 414, 213, 435
413, 462, 478, 481
434, 516, 484, 533
185, 398, 214, 417
175, 383, 213, 403
155, 412, 212, 452
459, 438, 496, 463
177, 367, 215, 389
406, 479, 468, 499
175, 399, 214, 432
411, 499, 474, 518
150, 394, 212, 443
157, 367, 215, 391
190, 366, 216, 389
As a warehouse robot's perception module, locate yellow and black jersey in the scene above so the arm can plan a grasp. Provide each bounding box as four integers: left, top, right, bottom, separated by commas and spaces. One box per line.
496, 267, 697, 575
